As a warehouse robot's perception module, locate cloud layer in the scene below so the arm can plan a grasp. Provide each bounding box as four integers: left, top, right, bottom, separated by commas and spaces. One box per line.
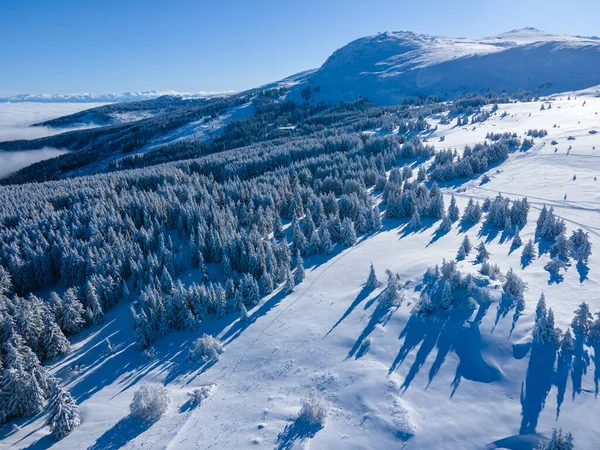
0, 102, 104, 142
0, 148, 69, 179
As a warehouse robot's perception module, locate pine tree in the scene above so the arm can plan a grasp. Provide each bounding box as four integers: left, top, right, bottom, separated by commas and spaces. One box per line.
440, 282, 453, 309
438, 214, 452, 234
239, 303, 249, 322
341, 218, 357, 247
535, 293, 548, 322
294, 250, 305, 284
533, 307, 558, 345
366, 263, 378, 289
570, 229, 592, 264
448, 195, 460, 222
522, 239, 536, 260
259, 271, 274, 296
409, 210, 421, 230
538, 428, 574, 450
131, 308, 153, 349
319, 226, 334, 255
84, 281, 104, 326
458, 235, 472, 259
571, 302, 592, 338
512, 227, 523, 247
476, 242, 490, 262
41, 319, 70, 360
284, 269, 295, 294
58, 288, 85, 335
167, 282, 196, 330
46, 383, 80, 440
381, 270, 404, 306
503, 268, 526, 299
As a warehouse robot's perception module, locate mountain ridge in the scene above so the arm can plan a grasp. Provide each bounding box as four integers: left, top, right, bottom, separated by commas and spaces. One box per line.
292, 28, 600, 105
0, 90, 235, 103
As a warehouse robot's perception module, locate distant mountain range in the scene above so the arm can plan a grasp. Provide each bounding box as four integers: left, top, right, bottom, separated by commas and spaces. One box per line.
0, 90, 235, 103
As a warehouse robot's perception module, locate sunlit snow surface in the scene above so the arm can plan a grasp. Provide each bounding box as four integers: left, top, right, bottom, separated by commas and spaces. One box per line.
4, 89, 600, 449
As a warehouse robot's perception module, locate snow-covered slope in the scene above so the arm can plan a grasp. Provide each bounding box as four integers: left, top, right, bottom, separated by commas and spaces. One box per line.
294, 28, 600, 105
4, 89, 600, 449
0, 90, 233, 104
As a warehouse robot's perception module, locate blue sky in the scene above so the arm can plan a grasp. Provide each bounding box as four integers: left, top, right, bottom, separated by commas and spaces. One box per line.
0, 0, 598, 96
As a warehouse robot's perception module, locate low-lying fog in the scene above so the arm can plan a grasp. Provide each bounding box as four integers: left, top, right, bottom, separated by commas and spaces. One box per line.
0, 102, 106, 178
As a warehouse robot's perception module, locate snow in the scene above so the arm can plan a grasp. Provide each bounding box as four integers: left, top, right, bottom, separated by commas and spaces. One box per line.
294, 28, 600, 105
4, 93, 600, 449
141, 102, 254, 152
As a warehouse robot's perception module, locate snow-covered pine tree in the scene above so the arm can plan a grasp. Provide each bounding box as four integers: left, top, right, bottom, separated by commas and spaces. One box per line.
366, 263, 378, 289
448, 195, 460, 222
294, 249, 305, 284
512, 227, 523, 247
569, 229, 592, 264
504, 269, 526, 298
381, 270, 404, 307
522, 239, 536, 260
538, 428, 574, 450
535, 293, 547, 323
319, 226, 334, 255
46, 383, 80, 440
341, 218, 357, 247
57, 288, 85, 335
475, 242, 490, 262
571, 302, 592, 338
284, 269, 294, 294
533, 307, 559, 345
409, 210, 421, 230
438, 214, 452, 234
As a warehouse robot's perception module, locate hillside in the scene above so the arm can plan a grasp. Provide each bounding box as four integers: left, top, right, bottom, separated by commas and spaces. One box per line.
293, 28, 600, 105
2, 29, 600, 185
1, 87, 599, 449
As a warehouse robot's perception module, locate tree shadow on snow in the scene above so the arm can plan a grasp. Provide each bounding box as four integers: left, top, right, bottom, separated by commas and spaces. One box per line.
21, 434, 55, 450
486, 433, 545, 450
555, 345, 573, 419
326, 284, 375, 337
347, 292, 398, 360
88, 415, 156, 450
388, 302, 502, 395
570, 335, 590, 401
276, 418, 322, 450
592, 343, 600, 397
477, 222, 501, 244
519, 343, 557, 435
576, 261, 590, 283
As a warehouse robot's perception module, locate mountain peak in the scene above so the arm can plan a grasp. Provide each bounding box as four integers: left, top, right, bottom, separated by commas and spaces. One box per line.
295, 28, 600, 105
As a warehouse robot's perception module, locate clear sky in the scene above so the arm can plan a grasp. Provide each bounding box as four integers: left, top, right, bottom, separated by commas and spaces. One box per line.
0, 0, 598, 96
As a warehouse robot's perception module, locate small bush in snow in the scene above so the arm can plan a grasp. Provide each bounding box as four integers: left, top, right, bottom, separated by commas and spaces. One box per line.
538, 427, 574, 450
130, 383, 170, 421
187, 385, 212, 407
298, 395, 329, 427
189, 334, 224, 363
142, 347, 157, 361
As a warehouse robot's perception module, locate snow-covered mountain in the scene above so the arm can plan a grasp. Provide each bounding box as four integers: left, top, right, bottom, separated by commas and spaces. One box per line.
294, 28, 600, 105
0, 90, 233, 103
